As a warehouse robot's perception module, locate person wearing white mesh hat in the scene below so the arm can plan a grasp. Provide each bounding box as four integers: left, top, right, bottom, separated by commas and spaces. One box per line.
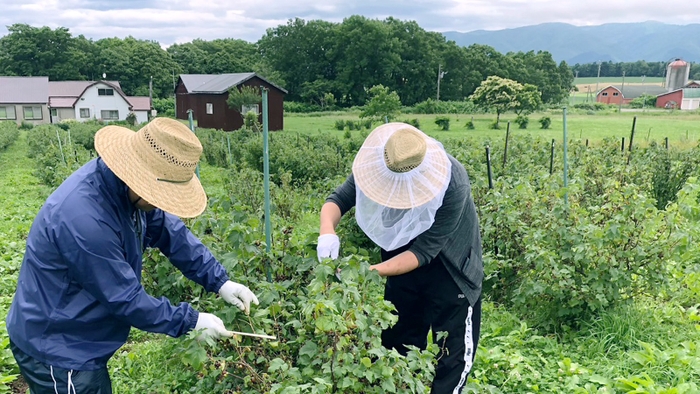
6, 118, 259, 393
318, 122, 483, 393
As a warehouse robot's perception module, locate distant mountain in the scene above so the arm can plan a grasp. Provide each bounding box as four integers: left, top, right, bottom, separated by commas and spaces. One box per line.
442, 21, 700, 64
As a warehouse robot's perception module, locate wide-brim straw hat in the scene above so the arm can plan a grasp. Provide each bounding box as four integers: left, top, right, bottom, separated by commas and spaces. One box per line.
352, 122, 451, 209
94, 117, 207, 218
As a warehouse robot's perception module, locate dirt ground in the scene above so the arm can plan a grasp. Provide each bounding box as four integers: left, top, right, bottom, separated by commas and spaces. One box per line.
10, 375, 28, 394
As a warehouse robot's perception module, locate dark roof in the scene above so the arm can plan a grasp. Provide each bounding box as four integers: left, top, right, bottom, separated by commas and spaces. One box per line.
599, 85, 668, 99
0, 76, 49, 104
179, 73, 287, 94
49, 81, 123, 97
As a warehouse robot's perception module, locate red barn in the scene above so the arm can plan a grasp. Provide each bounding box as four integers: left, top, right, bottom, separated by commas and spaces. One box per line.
176, 73, 287, 131
596, 85, 667, 105
656, 89, 684, 109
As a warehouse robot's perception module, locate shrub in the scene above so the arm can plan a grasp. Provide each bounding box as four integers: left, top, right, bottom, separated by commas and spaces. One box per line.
334, 120, 346, 131
488, 120, 500, 129
244, 111, 260, 131
361, 119, 373, 130
434, 116, 450, 131
515, 115, 529, 129
126, 112, 137, 126
539, 116, 552, 129
402, 118, 420, 129
19, 121, 34, 130
465, 118, 475, 130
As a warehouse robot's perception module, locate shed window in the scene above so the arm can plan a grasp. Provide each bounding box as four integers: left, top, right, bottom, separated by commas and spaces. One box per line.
101, 110, 119, 120
602, 92, 608, 96
23, 106, 43, 120
241, 104, 259, 115
206, 103, 213, 115
613, 92, 619, 96
80, 108, 90, 118
50, 108, 57, 117
98, 88, 114, 96
0, 106, 16, 120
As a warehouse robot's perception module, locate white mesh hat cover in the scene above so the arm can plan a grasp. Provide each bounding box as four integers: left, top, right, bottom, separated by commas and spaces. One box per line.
352, 123, 452, 251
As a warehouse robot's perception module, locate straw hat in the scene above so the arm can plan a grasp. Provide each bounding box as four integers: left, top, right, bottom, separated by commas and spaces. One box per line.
94, 117, 206, 218
352, 122, 451, 209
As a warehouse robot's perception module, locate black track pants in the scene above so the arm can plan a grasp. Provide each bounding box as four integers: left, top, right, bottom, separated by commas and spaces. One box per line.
381, 259, 481, 394
10, 341, 113, 394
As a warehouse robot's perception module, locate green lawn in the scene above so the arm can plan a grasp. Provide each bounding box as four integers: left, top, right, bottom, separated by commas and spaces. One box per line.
575, 76, 665, 85
283, 111, 700, 148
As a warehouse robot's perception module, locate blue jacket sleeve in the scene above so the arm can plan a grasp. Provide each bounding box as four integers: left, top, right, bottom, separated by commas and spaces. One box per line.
58, 211, 199, 337
144, 209, 229, 293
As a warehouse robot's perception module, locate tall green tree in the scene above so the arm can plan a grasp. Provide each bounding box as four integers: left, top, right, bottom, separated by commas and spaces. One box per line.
470, 76, 537, 125
95, 37, 181, 97
259, 18, 339, 102
360, 84, 401, 122
167, 38, 260, 74
0, 24, 87, 80
333, 16, 401, 106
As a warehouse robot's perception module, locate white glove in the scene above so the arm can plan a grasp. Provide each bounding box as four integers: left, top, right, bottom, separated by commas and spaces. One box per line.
317, 234, 340, 262
218, 281, 259, 315
194, 312, 233, 341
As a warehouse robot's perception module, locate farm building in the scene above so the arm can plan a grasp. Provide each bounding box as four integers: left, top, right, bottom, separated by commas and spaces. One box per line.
176, 73, 287, 131
656, 82, 700, 110
48, 80, 152, 124
0, 76, 50, 126
596, 85, 667, 106
0, 77, 151, 125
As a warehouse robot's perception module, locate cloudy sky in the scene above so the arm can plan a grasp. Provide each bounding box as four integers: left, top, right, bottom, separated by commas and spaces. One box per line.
1, 0, 698, 46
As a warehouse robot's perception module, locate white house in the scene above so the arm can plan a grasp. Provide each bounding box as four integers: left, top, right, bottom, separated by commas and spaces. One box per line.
48, 81, 151, 124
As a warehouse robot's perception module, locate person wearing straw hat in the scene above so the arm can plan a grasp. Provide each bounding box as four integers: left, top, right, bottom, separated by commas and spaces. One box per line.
318, 122, 483, 393
6, 117, 259, 393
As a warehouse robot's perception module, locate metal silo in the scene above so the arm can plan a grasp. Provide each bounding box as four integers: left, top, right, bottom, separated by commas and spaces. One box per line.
665, 59, 691, 91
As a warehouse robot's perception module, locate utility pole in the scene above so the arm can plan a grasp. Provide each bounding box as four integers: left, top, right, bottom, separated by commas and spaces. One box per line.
641, 75, 647, 112
437, 64, 446, 101
572, 70, 579, 105
595, 61, 602, 96
618, 70, 626, 113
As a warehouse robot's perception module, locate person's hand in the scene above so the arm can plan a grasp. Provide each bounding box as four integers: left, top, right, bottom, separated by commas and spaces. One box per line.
218, 281, 259, 315
317, 234, 340, 262
194, 312, 233, 341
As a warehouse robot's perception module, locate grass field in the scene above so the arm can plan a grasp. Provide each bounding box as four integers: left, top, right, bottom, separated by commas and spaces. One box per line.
283, 111, 700, 148
575, 76, 665, 85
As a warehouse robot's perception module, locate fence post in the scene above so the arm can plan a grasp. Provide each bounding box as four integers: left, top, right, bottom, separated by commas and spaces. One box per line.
621, 137, 625, 152
628, 116, 636, 152
55, 129, 66, 165
486, 146, 493, 189
665, 137, 669, 150
187, 109, 200, 179
503, 121, 510, 168
261, 87, 272, 283
563, 108, 569, 206
227, 134, 232, 164
549, 139, 555, 175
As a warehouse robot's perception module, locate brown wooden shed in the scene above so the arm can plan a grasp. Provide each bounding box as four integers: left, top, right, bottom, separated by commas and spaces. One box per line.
176, 73, 286, 131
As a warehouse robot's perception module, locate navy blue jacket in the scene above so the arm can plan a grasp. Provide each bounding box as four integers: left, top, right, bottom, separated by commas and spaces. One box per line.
6, 158, 229, 370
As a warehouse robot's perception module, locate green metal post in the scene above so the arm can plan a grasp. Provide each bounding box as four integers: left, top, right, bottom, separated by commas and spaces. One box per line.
187, 109, 200, 179
227, 134, 232, 164
261, 87, 273, 283
563, 108, 569, 206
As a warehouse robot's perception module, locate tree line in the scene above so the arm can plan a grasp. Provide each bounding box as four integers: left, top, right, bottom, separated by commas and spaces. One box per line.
571, 60, 700, 79
0, 17, 575, 107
